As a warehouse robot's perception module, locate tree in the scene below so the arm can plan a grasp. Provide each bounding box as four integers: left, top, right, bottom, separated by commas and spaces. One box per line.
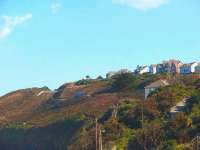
86, 75, 91, 80
150, 84, 191, 116
97, 76, 104, 80
127, 123, 165, 150
111, 73, 138, 91
165, 113, 191, 143
155, 140, 183, 150
118, 100, 161, 129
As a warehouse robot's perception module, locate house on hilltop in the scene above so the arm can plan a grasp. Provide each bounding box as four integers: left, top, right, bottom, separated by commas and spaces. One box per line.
149, 64, 157, 74
195, 63, 200, 73
135, 66, 149, 74
144, 79, 169, 99
171, 60, 183, 74
106, 69, 131, 78
106, 71, 117, 79
156, 60, 183, 74
180, 62, 198, 74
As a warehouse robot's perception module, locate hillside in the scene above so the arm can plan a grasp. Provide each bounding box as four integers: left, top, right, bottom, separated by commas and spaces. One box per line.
0, 87, 52, 123
0, 73, 200, 150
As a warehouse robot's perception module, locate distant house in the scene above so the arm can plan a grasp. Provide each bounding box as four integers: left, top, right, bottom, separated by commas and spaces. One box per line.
171, 60, 183, 74
195, 63, 200, 73
144, 79, 169, 99
106, 71, 117, 79
180, 62, 198, 74
135, 66, 149, 74
156, 60, 183, 74
149, 64, 157, 74
156, 64, 165, 74
106, 69, 131, 78
117, 69, 132, 74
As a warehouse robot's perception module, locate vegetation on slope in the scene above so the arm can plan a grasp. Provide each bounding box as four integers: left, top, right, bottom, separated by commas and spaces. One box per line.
0, 73, 199, 150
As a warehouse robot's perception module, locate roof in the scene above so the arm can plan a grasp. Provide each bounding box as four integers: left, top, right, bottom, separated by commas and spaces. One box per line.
145, 80, 169, 89
181, 62, 198, 67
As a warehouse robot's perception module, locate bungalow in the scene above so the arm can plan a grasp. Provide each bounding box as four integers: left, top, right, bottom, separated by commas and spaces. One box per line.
106, 69, 131, 78
149, 64, 157, 74
180, 62, 198, 74
156, 64, 165, 74
106, 71, 117, 79
171, 60, 183, 74
195, 63, 200, 73
156, 60, 183, 74
144, 79, 169, 99
117, 69, 132, 74
135, 66, 149, 74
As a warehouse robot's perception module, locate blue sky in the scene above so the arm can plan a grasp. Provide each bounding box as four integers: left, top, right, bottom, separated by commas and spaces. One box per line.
0, 0, 200, 95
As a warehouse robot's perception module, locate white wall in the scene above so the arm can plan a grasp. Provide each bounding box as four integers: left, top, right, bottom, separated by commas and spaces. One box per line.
191, 63, 198, 73
181, 63, 198, 74
145, 88, 155, 99
150, 66, 157, 74
140, 67, 149, 74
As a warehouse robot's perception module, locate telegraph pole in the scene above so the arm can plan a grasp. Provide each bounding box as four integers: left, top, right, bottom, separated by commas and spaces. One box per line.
141, 101, 144, 129
95, 118, 98, 150
99, 126, 103, 150
112, 104, 118, 119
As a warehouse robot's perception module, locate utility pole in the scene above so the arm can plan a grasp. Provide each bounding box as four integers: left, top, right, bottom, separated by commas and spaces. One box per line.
99, 126, 103, 150
95, 118, 98, 150
112, 104, 118, 119
95, 117, 104, 150
141, 101, 144, 129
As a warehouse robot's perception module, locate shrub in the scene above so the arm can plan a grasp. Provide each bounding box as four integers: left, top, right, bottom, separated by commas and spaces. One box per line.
111, 73, 139, 91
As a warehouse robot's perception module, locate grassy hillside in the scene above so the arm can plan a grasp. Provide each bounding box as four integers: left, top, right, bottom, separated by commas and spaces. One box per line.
0, 73, 200, 150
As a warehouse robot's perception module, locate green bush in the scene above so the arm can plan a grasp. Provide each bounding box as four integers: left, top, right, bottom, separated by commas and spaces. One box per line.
111, 73, 139, 91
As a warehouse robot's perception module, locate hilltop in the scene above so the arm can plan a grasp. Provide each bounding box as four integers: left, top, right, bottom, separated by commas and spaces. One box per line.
0, 73, 200, 150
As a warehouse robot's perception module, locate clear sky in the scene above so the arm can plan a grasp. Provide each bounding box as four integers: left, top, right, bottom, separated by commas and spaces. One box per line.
0, 0, 200, 95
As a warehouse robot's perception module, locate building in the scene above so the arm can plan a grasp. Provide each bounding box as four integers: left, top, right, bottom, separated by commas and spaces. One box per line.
156, 60, 183, 74
117, 69, 132, 74
156, 63, 166, 74
171, 60, 183, 74
144, 79, 169, 99
106, 71, 117, 79
106, 69, 131, 78
135, 66, 149, 74
180, 62, 198, 74
149, 64, 157, 74
195, 63, 200, 73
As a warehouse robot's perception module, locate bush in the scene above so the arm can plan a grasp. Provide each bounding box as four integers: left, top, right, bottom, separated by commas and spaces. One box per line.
127, 123, 165, 150
75, 79, 91, 85
118, 100, 161, 129
155, 140, 183, 150
150, 84, 191, 116
111, 73, 138, 91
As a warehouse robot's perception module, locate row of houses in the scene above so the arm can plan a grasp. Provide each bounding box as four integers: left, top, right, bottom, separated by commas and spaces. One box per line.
106, 59, 200, 79
135, 60, 200, 75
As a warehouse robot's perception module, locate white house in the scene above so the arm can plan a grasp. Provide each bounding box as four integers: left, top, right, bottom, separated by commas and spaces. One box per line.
195, 63, 200, 73
144, 80, 169, 99
149, 64, 157, 74
180, 62, 198, 74
106, 69, 131, 78
117, 69, 132, 74
135, 66, 149, 74
106, 71, 117, 79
